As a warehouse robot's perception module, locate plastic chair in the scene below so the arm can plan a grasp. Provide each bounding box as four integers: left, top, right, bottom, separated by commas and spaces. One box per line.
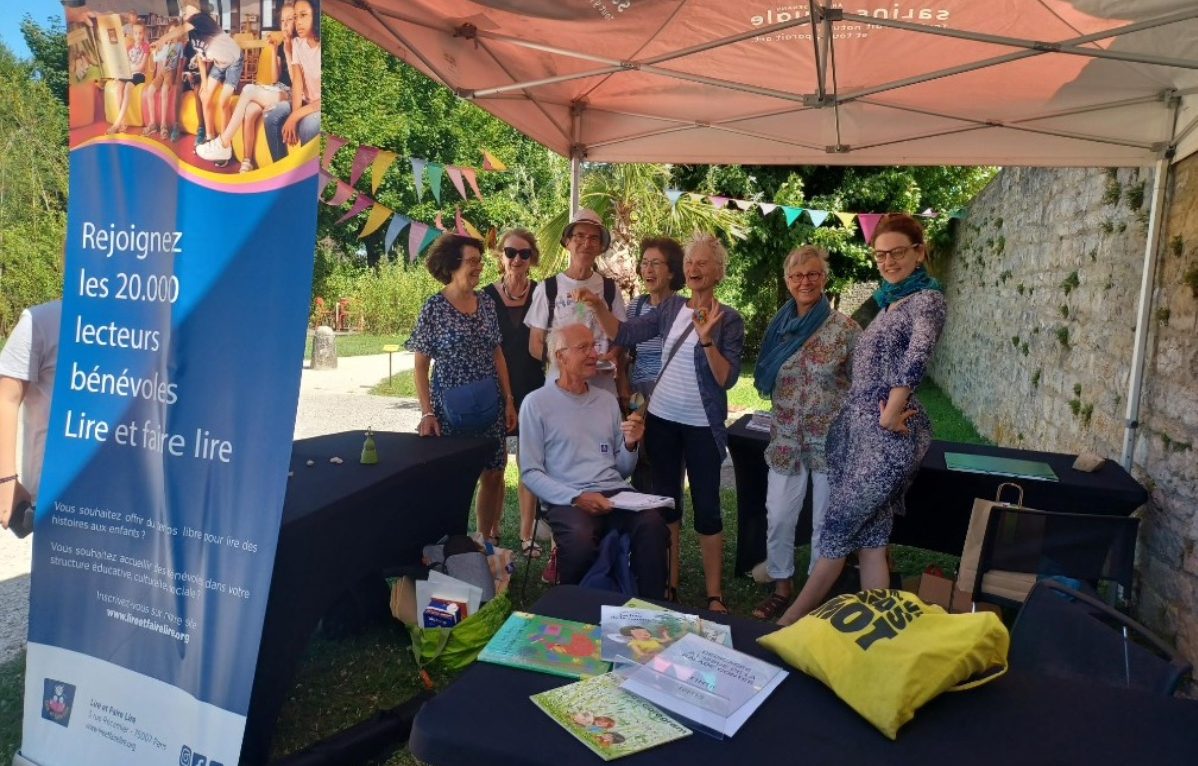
312, 297, 332, 328
1010, 579, 1191, 696
971, 505, 1139, 610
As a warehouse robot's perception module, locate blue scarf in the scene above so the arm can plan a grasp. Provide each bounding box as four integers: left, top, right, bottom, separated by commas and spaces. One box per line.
754, 295, 831, 398
873, 266, 943, 310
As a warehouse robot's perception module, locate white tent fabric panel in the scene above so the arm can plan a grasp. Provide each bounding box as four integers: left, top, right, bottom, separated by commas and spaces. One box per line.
327, 0, 1198, 166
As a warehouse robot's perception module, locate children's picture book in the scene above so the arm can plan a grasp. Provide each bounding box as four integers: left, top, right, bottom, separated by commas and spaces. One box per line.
478, 612, 610, 679
531, 672, 692, 761
92, 14, 133, 81
600, 606, 699, 664
620, 633, 788, 737
622, 599, 733, 647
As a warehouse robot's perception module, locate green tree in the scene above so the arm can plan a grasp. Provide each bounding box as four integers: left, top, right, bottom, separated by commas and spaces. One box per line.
21, 14, 69, 106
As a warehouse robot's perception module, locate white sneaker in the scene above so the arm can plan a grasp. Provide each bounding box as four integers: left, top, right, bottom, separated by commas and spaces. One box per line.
196, 138, 232, 162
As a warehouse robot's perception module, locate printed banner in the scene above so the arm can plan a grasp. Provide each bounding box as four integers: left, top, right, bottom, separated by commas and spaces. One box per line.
20, 2, 322, 765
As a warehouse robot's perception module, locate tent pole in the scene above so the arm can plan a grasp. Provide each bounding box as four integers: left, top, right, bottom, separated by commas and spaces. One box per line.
1121, 150, 1176, 469
570, 103, 583, 218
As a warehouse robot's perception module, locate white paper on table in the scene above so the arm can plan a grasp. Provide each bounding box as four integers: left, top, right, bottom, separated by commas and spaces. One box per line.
608, 491, 676, 511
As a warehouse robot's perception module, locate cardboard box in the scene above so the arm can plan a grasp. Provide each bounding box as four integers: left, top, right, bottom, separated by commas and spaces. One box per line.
902, 569, 956, 611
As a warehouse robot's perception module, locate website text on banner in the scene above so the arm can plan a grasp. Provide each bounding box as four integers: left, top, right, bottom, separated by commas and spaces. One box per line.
18, 2, 321, 765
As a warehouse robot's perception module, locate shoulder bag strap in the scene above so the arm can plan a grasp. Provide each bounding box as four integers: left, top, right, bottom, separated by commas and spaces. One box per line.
649, 319, 695, 397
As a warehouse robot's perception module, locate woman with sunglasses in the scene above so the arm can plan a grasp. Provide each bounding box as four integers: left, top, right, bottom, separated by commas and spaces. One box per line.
777, 214, 945, 625
483, 229, 546, 556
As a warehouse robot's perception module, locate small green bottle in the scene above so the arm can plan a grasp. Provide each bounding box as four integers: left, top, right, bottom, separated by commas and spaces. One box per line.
360, 428, 378, 465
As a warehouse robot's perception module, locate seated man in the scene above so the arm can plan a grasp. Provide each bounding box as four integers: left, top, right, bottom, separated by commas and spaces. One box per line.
520, 323, 668, 595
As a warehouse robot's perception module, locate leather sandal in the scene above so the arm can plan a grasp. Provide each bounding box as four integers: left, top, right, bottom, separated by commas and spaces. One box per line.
706, 595, 729, 614
752, 592, 792, 621
520, 538, 543, 559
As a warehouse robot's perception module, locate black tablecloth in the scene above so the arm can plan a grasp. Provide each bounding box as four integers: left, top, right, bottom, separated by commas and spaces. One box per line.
726, 415, 1148, 572
239, 431, 493, 765
410, 585, 1198, 766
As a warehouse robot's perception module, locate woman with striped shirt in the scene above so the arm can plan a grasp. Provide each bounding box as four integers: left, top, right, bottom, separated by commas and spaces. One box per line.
582, 234, 744, 612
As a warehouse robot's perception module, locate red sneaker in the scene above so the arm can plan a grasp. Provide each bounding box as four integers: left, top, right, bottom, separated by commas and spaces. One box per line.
541, 548, 559, 585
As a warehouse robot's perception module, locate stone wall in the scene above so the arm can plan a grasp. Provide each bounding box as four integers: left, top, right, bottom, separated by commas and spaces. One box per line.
929, 157, 1198, 670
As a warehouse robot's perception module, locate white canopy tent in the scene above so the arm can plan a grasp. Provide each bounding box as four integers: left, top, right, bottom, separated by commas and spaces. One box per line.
325, 0, 1198, 467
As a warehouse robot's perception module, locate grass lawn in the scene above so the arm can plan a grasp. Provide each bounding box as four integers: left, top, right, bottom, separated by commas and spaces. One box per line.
0, 368, 981, 766
304, 333, 407, 360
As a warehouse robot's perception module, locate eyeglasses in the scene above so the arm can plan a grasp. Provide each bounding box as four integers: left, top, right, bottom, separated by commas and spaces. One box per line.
557, 341, 600, 355
503, 247, 534, 261
570, 233, 604, 246
786, 270, 825, 283
641, 259, 668, 269
872, 244, 919, 263
459, 255, 482, 266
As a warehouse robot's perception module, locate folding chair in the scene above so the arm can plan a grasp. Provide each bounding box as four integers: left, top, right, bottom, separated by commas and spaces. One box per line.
1010, 579, 1191, 696
971, 505, 1139, 610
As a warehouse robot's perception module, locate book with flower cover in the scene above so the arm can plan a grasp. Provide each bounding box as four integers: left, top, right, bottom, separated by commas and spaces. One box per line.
532, 672, 691, 761
478, 611, 610, 679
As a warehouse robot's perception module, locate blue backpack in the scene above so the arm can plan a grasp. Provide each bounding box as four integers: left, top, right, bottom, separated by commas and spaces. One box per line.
579, 530, 637, 596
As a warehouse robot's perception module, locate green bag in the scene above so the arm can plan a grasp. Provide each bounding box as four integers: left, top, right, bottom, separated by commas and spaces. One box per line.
408, 593, 513, 672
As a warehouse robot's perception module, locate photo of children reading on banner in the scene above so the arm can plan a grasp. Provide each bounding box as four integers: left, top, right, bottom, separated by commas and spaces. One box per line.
65, 0, 321, 175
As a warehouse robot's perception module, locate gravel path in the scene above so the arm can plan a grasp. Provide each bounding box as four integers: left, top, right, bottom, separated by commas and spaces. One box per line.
0, 352, 415, 664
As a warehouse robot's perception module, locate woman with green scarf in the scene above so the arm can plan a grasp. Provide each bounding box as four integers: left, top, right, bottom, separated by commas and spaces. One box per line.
778, 214, 946, 625
751, 246, 859, 621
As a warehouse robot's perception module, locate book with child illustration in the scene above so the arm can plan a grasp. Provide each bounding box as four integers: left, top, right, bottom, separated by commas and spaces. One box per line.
531, 671, 692, 761
600, 605, 700, 664
622, 598, 733, 647
619, 633, 788, 737
88, 13, 134, 82
478, 611, 610, 679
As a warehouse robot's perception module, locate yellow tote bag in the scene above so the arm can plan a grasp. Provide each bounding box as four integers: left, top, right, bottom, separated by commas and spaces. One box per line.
758, 589, 1009, 739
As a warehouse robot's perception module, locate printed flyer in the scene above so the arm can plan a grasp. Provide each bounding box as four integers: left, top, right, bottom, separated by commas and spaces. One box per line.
18, 1, 321, 765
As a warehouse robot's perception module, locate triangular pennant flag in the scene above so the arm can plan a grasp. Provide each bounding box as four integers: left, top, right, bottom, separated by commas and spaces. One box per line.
349, 145, 379, 186
949, 208, 967, 219
455, 206, 467, 235
709, 196, 730, 209
857, 213, 884, 244
481, 149, 507, 172
446, 166, 468, 200
383, 213, 411, 254
421, 226, 441, 252
733, 199, 754, 211
834, 212, 857, 230
807, 209, 830, 227
322, 134, 347, 171
370, 150, 397, 193
461, 167, 483, 200
408, 222, 430, 263
426, 163, 444, 204
335, 194, 373, 225
921, 207, 938, 218
317, 169, 335, 198
665, 189, 684, 206
759, 203, 778, 216
462, 217, 482, 240
783, 206, 804, 226
358, 202, 393, 239
410, 158, 427, 200
434, 212, 445, 231
324, 180, 355, 207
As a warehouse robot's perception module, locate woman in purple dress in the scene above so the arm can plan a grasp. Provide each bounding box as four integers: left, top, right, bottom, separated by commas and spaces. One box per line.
778, 214, 946, 624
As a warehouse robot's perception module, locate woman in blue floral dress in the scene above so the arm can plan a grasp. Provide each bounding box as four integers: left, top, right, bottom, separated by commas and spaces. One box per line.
408, 233, 517, 544
778, 214, 946, 624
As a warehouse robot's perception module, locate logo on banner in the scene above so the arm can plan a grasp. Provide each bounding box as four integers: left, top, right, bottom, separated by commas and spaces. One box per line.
41, 679, 76, 727
180, 744, 224, 766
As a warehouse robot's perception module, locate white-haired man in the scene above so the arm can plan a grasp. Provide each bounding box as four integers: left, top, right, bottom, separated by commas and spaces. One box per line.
524, 208, 626, 394
519, 323, 667, 594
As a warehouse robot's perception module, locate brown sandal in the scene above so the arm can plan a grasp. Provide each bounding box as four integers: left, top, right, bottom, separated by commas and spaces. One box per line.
706, 595, 729, 614
752, 592, 791, 621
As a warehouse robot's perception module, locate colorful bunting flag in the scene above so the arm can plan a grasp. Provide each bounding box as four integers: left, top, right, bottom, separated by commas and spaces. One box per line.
335, 194, 373, 225
427, 163, 445, 204
349, 145, 379, 186
461, 167, 483, 200
434, 212, 445, 231
322, 134, 347, 171
325, 180, 355, 207
834, 212, 857, 230
317, 169, 335, 198
759, 203, 778, 216
408, 222, 430, 263
665, 189, 684, 206
358, 202, 392, 238
921, 207, 938, 218
709, 196, 730, 209
733, 199, 754, 211
807, 209, 830, 227
857, 213, 884, 244
783, 206, 804, 226
447, 167, 468, 200
481, 149, 507, 172
370, 150, 397, 193
687, 192, 704, 202
411, 158, 427, 200
383, 213, 411, 254
454, 206, 466, 235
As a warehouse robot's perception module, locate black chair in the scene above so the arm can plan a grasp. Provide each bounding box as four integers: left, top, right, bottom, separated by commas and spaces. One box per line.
518, 502, 552, 601
971, 506, 1139, 609
1010, 580, 1192, 696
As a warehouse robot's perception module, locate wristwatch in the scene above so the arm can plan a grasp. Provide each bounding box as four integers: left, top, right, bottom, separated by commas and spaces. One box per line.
698, 340, 713, 348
